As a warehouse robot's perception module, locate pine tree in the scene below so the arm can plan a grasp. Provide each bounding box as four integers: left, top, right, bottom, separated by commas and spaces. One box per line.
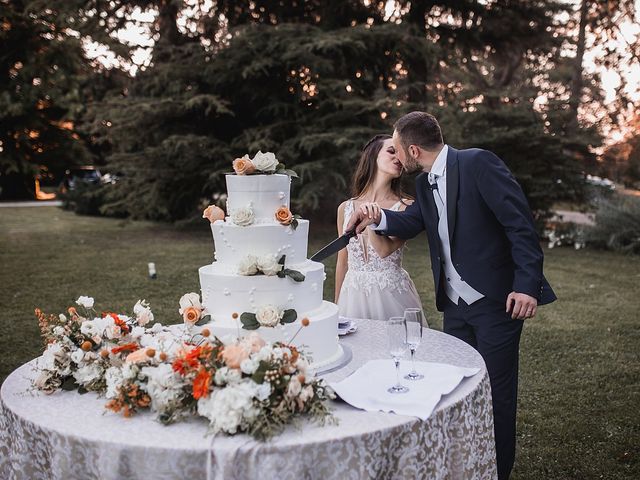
0, 1, 91, 198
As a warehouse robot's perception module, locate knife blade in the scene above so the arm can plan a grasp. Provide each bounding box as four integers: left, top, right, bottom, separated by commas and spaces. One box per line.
310, 230, 356, 262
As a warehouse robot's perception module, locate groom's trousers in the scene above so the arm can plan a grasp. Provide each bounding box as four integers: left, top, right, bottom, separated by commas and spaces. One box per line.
442, 296, 524, 480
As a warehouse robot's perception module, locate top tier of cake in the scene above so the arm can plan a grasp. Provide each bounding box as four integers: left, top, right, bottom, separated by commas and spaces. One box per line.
226, 174, 291, 223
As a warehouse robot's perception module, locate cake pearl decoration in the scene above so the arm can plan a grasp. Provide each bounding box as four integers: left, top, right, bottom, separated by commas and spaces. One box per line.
278, 191, 285, 199
223, 288, 230, 296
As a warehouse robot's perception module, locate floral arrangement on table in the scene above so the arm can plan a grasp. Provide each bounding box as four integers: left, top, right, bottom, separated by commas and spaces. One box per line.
238, 254, 305, 282
32, 294, 335, 440
232, 151, 298, 178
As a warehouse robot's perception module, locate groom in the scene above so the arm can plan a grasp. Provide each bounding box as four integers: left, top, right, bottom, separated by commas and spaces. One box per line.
347, 112, 556, 480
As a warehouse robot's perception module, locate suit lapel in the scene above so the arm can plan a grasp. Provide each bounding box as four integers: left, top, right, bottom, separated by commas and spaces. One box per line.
446, 146, 459, 243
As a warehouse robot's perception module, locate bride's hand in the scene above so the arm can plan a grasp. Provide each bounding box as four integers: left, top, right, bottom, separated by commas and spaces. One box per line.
360, 202, 381, 223
346, 202, 381, 234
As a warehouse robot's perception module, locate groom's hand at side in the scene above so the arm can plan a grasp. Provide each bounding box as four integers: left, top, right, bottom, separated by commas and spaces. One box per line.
506, 292, 538, 320
345, 202, 382, 235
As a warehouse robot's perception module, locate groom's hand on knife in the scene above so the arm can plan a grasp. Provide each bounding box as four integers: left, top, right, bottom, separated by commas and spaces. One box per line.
346, 202, 382, 235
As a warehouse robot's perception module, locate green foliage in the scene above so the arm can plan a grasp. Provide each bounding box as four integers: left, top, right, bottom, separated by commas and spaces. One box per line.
586, 194, 640, 254
0, 2, 91, 197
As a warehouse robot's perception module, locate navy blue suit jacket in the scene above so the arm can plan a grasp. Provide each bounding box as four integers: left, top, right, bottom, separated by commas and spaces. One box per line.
380, 146, 557, 311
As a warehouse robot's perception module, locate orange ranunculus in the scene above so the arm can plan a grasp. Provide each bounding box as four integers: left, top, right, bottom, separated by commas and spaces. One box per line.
183, 306, 201, 325
202, 205, 225, 223
192, 367, 212, 399
232, 157, 256, 175
221, 344, 249, 369
275, 206, 293, 225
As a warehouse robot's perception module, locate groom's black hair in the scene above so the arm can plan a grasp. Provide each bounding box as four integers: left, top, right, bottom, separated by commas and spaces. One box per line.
394, 112, 443, 152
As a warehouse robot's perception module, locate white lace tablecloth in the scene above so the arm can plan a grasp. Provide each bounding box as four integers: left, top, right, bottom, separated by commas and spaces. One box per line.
0, 320, 497, 480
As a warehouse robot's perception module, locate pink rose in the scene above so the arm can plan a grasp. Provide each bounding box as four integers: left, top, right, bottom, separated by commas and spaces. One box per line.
242, 332, 266, 353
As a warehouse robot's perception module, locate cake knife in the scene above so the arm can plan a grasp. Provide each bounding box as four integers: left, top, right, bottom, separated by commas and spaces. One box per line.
310, 230, 356, 262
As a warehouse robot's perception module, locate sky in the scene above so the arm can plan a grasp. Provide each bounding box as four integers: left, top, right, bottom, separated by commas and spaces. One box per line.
83, 1, 640, 141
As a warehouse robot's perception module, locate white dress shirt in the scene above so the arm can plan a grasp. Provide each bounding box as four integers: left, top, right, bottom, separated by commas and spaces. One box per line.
374, 145, 484, 305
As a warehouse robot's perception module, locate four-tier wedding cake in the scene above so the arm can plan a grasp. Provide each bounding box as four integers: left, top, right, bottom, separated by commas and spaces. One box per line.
199, 152, 342, 369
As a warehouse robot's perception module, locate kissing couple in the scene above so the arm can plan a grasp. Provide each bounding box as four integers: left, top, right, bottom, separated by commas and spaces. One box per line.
335, 111, 557, 480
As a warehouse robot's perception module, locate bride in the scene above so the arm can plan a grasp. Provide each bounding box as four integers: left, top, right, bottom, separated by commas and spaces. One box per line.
335, 134, 422, 322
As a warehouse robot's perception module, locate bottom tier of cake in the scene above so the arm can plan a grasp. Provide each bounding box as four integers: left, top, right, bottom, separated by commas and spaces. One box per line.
202, 300, 342, 370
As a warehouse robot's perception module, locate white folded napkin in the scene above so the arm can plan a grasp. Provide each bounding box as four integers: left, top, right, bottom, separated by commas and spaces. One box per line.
330, 359, 480, 420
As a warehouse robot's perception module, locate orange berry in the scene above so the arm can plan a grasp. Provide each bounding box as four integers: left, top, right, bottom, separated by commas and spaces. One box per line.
201, 328, 210, 337
298, 374, 306, 384
301, 317, 310, 327
159, 352, 168, 362
100, 350, 109, 359
81, 341, 92, 351
232, 312, 239, 319
146, 348, 156, 357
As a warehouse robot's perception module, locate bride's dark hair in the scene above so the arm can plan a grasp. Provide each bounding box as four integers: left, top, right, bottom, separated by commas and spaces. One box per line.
350, 134, 412, 202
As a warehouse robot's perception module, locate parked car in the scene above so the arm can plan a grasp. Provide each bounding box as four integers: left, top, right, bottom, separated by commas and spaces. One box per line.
58, 167, 102, 194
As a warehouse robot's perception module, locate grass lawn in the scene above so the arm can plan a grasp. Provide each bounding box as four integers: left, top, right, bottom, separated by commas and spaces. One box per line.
1, 206, 639, 479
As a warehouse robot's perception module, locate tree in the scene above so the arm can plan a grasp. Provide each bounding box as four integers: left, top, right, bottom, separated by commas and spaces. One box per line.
0, 1, 91, 198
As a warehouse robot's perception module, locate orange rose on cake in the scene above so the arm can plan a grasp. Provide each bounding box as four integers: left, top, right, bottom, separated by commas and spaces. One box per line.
275, 206, 293, 226
232, 156, 256, 175
202, 205, 225, 223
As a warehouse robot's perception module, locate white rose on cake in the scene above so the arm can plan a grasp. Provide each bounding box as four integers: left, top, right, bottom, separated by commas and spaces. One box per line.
230, 206, 254, 226
255, 305, 283, 327
178, 292, 202, 315
251, 151, 278, 173
257, 254, 282, 276
237, 254, 259, 276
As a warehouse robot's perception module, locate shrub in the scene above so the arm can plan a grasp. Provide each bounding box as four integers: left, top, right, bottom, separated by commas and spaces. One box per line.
586, 195, 640, 254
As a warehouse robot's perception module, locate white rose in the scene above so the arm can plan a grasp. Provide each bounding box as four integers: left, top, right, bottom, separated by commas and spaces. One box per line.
257, 254, 282, 276
240, 357, 259, 375
230, 206, 254, 226
133, 299, 154, 326
53, 326, 65, 337
76, 296, 94, 309
251, 151, 279, 173
179, 292, 202, 315
237, 254, 259, 276
255, 305, 283, 328
58, 314, 67, 322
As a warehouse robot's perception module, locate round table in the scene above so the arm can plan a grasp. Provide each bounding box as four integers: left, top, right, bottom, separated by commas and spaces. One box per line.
0, 320, 497, 480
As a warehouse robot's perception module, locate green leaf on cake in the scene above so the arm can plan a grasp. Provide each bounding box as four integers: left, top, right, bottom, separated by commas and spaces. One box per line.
291, 218, 298, 230
283, 169, 298, 178
280, 309, 297, 324
240, 312, 260, 330
195, 314, 211, 326
278, 255, 286, 265
284, 269, 305, 282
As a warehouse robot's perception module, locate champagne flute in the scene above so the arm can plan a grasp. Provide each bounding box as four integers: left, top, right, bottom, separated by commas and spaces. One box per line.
387, 316, 409, 394
404, 308, 425, 381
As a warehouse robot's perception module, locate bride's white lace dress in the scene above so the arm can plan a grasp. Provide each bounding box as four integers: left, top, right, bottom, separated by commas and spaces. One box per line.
338, 199, 422, 321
